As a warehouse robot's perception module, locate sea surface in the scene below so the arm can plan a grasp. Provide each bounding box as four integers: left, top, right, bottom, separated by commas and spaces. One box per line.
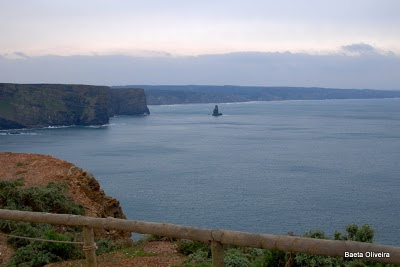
1, 98, 400, 245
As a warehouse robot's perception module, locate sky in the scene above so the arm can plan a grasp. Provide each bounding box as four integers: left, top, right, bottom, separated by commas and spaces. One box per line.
1, 0, 399, 89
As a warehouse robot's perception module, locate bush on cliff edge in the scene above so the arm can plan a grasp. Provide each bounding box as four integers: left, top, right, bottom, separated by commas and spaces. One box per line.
0, 179, 85, 267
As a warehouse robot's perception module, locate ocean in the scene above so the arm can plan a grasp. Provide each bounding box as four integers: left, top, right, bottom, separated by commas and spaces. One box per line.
1, 98, 399, 245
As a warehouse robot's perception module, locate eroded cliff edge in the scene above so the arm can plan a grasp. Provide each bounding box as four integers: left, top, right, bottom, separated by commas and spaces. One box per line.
0, 83, 150, 129
0, 152, 130, 241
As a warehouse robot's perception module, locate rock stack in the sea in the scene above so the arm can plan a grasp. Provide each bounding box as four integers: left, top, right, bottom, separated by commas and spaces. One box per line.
212, 105, 222, 116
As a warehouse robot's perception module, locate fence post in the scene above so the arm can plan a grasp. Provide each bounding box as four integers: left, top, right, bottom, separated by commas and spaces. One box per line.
211, 241, 224, 267
83, 226, 97, 267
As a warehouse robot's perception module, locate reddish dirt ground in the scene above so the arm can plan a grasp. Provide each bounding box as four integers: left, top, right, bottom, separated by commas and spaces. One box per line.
45, 241, 186, 267
0, 152, 138, 265
0, 152, 108, 217
0, 234, 13, 266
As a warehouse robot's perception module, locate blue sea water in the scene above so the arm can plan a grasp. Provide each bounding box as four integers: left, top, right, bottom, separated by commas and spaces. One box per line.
1, 98, 400, 245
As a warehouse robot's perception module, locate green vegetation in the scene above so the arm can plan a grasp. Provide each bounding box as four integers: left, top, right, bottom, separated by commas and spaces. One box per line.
6, 226, 82, 267
16, 161, 24, 167
0, 179, 84, 214
177, 239, 212, 266
96, 238, 118, 255
141, 234, 176, 243
0, 99, 13, 117
119, 246, 156, 258
0, 179, 119, 267
178, 225, 397, 267
178, 239, 211, 257
95, 238, 129, 255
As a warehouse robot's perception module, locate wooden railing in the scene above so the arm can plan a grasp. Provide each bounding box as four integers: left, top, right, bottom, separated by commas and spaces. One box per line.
0, 209, 399, 266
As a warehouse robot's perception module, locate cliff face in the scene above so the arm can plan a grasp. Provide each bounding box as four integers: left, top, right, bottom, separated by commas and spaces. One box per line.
0, 84, 151, 130
0, 83, 110, 129
110, 88, 150, 116
0, 152, 130, 240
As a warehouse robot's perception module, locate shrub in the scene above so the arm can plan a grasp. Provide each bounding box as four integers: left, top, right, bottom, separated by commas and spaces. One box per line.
0, 180, 84, 215
42, 229, 80, 260
187, 250, 210, 263
334, 224, 374, 243
259, 250, 288, 267
0, 180, 85, 267
6, 243, 60, 267
294, 225, 381, 267
5, 228, 82, 267
295, 253, 344, 267
178, 240, 212, 267
177, 240, 211, 257
224, 249, 250, 267
96, 238, 119, 255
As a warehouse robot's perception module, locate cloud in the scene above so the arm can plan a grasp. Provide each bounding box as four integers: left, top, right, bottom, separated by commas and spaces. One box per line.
0, 45, 399, 90
341, 43, 378, 55
1, 52, 31, 60
14, 52, 31, 59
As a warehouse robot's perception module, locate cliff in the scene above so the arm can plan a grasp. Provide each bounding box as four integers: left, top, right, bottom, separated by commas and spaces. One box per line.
0, 83, 150, 130
110, 88, 150, 115
0, 83, 110, 129
0, 152, 130, 241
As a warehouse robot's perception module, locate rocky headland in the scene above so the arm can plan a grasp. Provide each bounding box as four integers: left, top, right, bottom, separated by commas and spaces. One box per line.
110, 88, 150, 116
0, 83, 150, 130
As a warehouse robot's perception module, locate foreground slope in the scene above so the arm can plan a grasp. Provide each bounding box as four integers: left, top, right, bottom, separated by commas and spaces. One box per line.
0, 152, 130, 238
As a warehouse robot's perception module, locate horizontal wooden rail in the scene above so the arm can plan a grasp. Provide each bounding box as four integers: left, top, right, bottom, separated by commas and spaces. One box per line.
0, 209, 399, 264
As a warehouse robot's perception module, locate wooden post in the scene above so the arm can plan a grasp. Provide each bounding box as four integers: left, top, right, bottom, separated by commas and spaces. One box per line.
211, 241, 224, 267
83, 226, 97, 267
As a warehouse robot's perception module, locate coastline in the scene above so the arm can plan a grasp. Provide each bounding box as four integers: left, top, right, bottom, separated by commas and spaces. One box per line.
148, 97, 400, 106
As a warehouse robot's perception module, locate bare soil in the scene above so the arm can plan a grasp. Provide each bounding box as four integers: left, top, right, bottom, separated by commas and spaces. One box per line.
45, 241, 186, 267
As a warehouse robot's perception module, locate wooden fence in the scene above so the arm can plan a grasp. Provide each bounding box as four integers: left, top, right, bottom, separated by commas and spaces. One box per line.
0, 209, 399, 266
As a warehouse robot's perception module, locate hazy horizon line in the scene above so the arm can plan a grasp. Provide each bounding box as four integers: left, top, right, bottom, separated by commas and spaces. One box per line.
1, 82, 398, 92
1, 43, 399, 59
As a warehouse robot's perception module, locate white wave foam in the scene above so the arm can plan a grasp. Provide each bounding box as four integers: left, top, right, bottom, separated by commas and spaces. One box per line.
0, 132, 38, 136
46, 125, 75, 129
84, 124, 110, 128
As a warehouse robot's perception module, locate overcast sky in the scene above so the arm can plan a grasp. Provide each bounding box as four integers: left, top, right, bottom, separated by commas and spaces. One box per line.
1, 0, 399, 88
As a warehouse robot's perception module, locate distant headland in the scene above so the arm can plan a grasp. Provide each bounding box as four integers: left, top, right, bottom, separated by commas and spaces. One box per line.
113, 85, 400, 105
